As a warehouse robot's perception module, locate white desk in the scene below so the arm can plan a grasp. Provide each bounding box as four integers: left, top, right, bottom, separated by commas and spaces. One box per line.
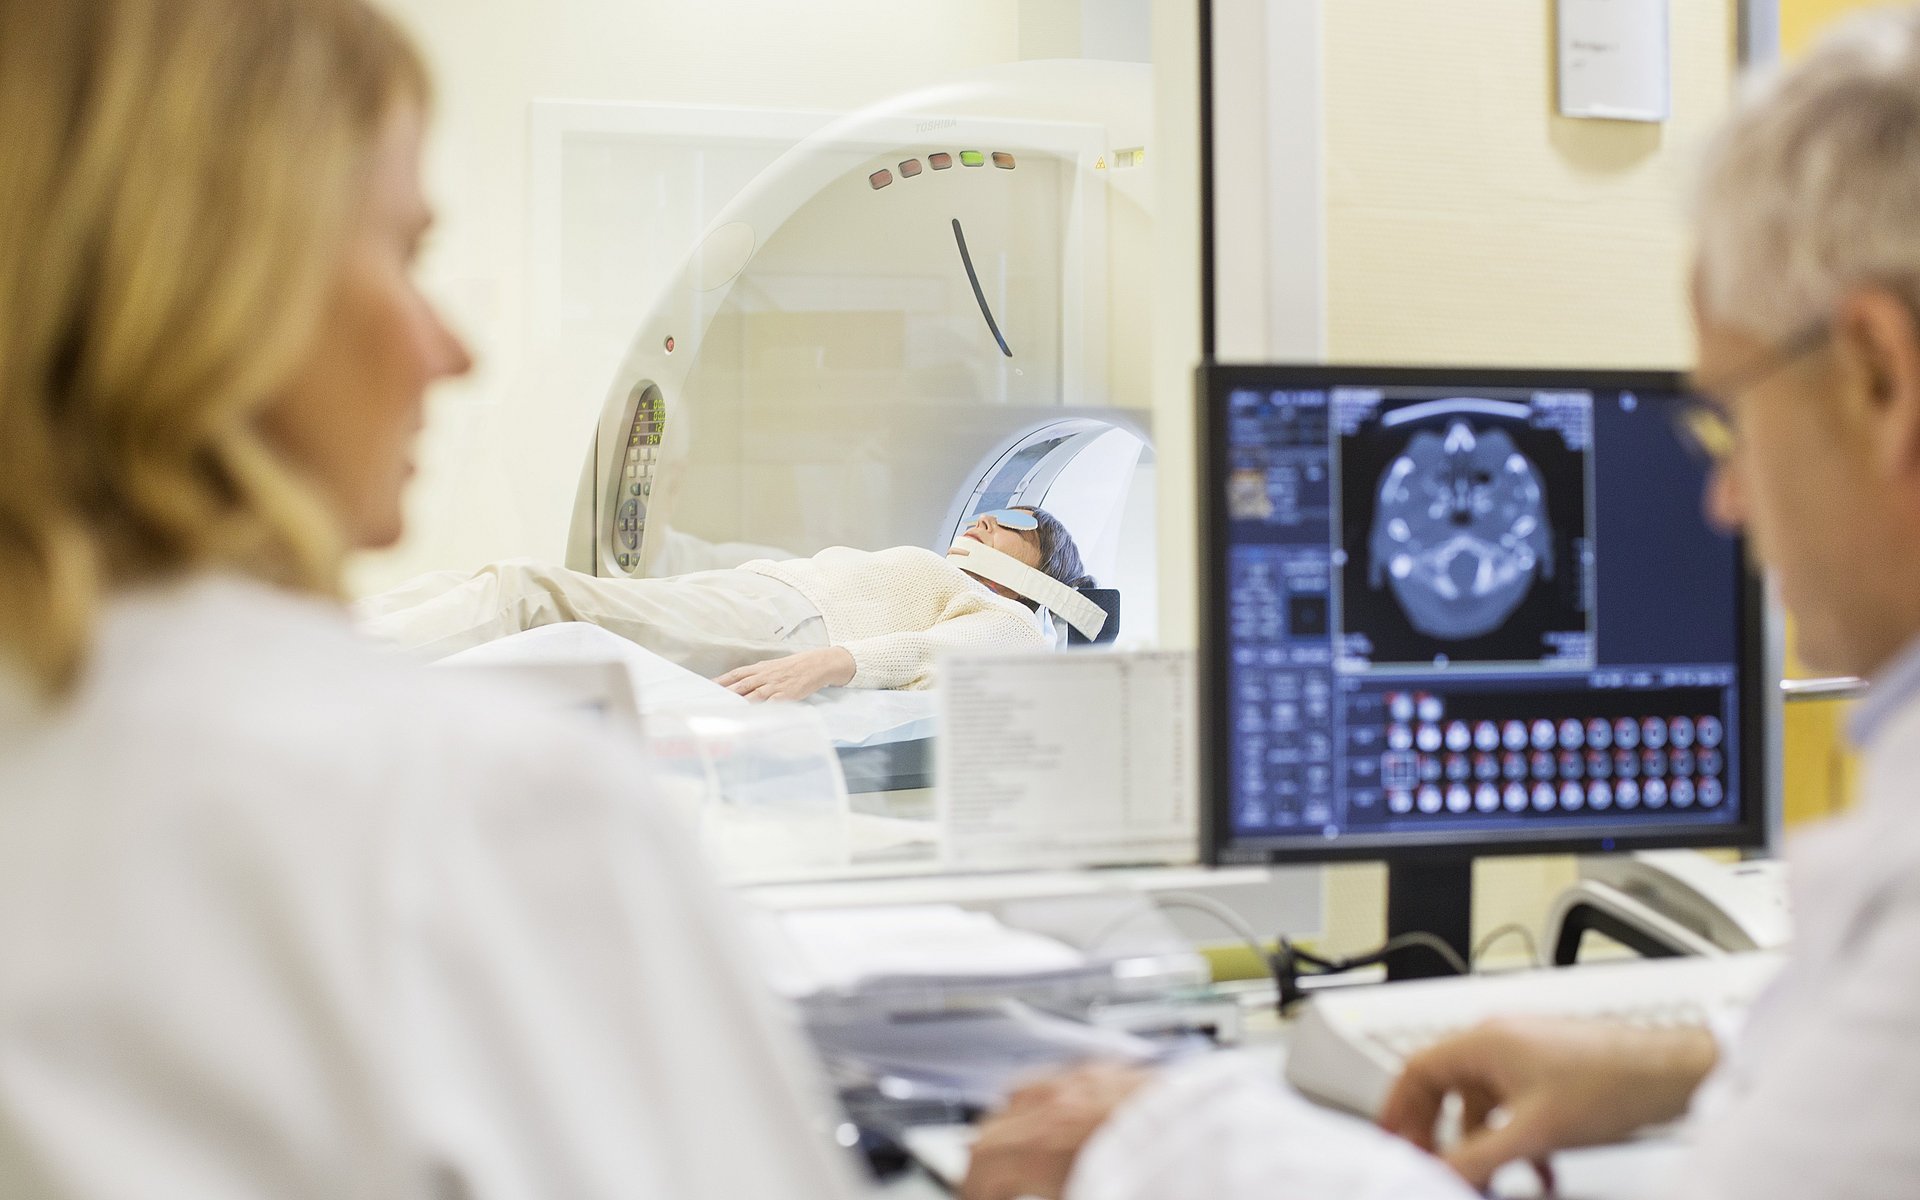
862, 1010, 1684, 1199
876, 1172, 951, 1199
878, 1144, 1678, 1200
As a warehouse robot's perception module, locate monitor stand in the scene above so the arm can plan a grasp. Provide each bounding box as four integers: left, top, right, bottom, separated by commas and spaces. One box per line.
1385, 859, 1473, 981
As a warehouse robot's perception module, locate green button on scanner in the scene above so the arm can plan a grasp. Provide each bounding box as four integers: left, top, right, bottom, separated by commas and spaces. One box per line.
960, 150, 984, 167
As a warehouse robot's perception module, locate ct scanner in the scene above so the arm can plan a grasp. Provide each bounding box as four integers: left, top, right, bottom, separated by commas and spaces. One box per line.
564, 61, 1161, 647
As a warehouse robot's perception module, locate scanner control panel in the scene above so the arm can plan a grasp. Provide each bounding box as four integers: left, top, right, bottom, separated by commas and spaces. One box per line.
608, 383, 663, 574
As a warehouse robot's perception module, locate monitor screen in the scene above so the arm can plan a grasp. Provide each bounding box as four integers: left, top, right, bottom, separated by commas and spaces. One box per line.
1201, 365, 1769, 865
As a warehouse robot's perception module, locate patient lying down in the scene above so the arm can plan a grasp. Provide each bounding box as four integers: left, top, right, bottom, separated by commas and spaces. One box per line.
355, 508, 1099, 701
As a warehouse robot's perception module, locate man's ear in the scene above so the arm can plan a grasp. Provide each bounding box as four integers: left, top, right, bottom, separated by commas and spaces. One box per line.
1834, 286, 1920, 481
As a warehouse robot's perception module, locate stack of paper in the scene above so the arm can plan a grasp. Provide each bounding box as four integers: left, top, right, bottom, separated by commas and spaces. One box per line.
757, 904, 1089, 999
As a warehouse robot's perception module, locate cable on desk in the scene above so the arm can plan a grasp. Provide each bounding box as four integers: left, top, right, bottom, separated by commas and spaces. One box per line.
1086, 890, 1277, 966
1145, 891, 1276, 961
1375, 932, 1471, 976
1084, 891, 1288, 999
1091, 894, 1482, 1015
1470, 922, 1541, 969
1272, 932, 1470, 1013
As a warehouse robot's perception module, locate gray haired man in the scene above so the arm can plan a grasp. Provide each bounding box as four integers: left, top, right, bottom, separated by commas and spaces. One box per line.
964, 9, 1920, 1199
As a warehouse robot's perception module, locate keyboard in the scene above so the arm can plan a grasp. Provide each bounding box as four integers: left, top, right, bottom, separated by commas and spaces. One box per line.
1286, 951, 1784, 1116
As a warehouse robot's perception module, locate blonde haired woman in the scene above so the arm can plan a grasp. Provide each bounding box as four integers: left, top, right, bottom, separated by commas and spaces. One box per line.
0, 2, 860, 1196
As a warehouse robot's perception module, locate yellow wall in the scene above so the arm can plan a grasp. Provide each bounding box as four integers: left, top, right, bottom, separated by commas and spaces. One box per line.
1775, 0, 1885, 826
1783, 0, 1902, 52
1311, 1, 1739, 956
1784, 697, 1860, 824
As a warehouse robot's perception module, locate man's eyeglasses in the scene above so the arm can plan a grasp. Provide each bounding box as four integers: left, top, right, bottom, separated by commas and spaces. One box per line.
1675, 321, 1830, 462
1672, 397, 1736, 463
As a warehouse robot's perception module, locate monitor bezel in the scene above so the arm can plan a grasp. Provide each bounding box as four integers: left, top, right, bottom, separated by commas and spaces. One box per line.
1198, 361, 1772, 867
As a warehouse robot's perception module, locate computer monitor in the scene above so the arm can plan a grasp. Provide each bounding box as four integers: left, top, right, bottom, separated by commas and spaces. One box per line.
1198, 364, 1771, 972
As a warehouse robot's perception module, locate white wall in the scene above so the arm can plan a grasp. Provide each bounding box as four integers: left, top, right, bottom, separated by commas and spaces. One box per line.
1321, 1, 1733, 368
355, 0, 1022, 594
1149, 0, 1204, 653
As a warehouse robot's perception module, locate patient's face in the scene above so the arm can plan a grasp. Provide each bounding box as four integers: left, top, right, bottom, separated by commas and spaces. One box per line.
961, 512, 1045, 602
263, 106, 473, 549
962, 512, 1044, 569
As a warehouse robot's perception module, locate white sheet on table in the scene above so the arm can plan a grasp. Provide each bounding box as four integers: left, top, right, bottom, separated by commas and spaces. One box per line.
803, 687, 937, 748
439, 621, 746, 714
441, 623, 937, 748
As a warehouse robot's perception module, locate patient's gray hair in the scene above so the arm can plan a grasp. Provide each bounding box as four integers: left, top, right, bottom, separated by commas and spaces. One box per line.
1696, 8, 1920, 339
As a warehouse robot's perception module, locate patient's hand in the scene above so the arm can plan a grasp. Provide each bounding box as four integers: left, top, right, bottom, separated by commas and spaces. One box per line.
716, 647, 856, 701
962, 1063, 1154, 1200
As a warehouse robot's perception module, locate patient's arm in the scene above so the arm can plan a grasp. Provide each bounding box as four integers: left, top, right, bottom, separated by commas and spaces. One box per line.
716, 647, 856, 702
839, 601, 1043, 691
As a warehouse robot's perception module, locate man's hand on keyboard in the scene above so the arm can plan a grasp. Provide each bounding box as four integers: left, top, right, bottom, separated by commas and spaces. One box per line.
961, 1062, 1154, 1200
1375, 1017, 1719, 1190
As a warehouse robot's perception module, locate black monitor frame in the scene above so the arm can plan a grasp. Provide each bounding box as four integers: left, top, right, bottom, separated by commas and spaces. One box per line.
1197, 361, 1773, 874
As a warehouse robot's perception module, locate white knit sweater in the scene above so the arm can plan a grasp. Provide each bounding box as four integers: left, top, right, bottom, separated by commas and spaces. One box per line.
741, 546, 1042, 689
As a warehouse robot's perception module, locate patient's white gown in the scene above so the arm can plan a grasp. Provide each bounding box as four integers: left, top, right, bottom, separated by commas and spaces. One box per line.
357, 548, 1044, 690
358, 559, 827, 677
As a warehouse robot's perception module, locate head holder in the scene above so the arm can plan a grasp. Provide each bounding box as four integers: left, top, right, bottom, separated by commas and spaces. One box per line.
947, 538, 1107, 641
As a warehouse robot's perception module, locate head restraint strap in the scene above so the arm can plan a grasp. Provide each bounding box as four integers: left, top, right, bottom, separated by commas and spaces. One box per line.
947, 539, 1107, 640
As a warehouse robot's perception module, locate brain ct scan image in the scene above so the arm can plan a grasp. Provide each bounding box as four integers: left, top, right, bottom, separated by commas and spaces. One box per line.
1368, 420, 1552, 639
1336, 391, 1593, 671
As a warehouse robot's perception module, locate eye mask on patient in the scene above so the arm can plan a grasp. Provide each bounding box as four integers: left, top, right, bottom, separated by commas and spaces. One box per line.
946, 539, 1108, 641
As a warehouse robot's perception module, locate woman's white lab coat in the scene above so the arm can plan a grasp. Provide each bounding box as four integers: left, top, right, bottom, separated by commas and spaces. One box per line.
1062, 683, 1920, 1200
0, 576, 865, 1199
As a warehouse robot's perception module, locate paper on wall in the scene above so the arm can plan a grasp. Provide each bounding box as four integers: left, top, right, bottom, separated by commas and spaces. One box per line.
1558, 0, 1670, 123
